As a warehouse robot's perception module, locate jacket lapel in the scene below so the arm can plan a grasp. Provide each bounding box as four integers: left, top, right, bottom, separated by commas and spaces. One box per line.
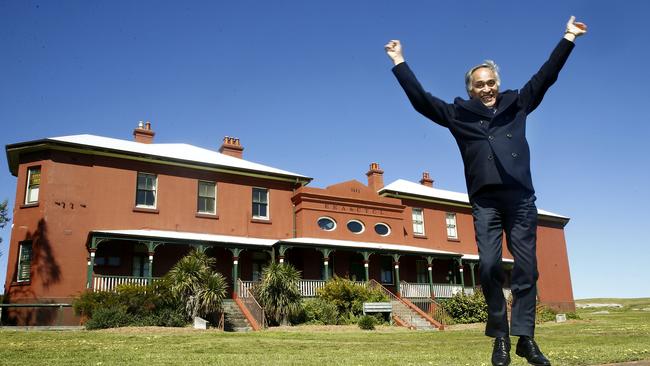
455, 90, 518, 119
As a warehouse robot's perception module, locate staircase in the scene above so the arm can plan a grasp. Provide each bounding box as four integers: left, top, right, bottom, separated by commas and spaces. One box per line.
222, 299, 252, 332
390, 300, 438, 331
368, 280, 441, 331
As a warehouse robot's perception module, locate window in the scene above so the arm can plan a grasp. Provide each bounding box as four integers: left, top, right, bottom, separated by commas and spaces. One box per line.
346, 220, 365, 234
380, 256, 393, 284
17, 241, 33, 282
25, 167, 41, 204
446, 212, 458, 239
412, 208, 425, 235
317, 217, 336, 231
252, 187, 269, 219
136, 173, 157, 208
197, 181, 217, 214
374, 223, 391, 236
132, 255, 150, 277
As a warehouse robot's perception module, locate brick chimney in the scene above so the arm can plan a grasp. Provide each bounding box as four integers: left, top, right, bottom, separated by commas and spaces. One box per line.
366, 162, 384, 192
219, 136, 244, 158
133, 121, 155, 144
420, 172, 434, 187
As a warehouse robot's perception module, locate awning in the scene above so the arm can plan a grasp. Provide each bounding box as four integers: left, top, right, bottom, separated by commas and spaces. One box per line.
280, 237, 461, 257
461, 253, 514, 263
90, 229, 277, 247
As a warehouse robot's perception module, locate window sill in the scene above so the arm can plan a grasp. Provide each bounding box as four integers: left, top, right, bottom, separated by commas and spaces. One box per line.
196, 213, 219, 220
11, 281, 31, 286
133, 207, 159, 214
413, 234, 428, 239
20, 203, 39, 209
447, 238, 460, 242
251, 218, 272, 224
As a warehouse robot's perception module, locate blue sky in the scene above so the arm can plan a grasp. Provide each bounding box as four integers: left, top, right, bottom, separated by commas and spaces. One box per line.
1, 1, 648, 299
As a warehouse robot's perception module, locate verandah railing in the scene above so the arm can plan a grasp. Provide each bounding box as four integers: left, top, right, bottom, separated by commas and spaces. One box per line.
92, 275, 158, 291
400, 281, 475, 298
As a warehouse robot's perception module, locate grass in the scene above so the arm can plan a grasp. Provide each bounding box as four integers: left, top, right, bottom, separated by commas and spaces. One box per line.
0, 298, 648, 365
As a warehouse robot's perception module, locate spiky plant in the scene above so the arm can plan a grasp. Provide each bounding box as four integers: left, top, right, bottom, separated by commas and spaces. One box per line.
255, 263, 302, 325
166, 250, 227, 319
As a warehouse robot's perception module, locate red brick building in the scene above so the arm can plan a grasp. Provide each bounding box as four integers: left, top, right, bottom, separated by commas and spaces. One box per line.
2, 123, 575, 325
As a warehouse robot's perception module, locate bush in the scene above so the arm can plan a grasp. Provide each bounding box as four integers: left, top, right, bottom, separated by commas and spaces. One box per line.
254, 263, 303, 326
73, 279, 188, 329
442, 291, 488, 324
536, 304, 557, 323
300, 298, 339, 325
316, 277, 388, 320
84, 306, 136, 330
358, 315, 377, 330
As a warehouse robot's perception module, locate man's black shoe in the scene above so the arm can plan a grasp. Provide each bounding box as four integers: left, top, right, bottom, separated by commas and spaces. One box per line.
491, 336, 511, 366
515, 336, 551, 366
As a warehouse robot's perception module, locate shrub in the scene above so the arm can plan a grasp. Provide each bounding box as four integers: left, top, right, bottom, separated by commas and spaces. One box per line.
536, 304, 557, 323
442, 291, 488, 324
300, 298, 339, 325
254, 263, 303, 326
166, 250, 227, 320
84, 306, 136, 330
316, 277, 388, 320
358, 315, 377, 330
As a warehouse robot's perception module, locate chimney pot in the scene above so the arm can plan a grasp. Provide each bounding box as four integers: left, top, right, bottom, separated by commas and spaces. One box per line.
219, 135, 244, 158
133, 121, 155, 144
420, 172, 434, 187
366, 162, 384, 192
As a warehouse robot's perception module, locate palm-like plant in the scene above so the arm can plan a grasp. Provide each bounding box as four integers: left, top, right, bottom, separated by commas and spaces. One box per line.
255, 262, 302, 325
166, 250, 227, 320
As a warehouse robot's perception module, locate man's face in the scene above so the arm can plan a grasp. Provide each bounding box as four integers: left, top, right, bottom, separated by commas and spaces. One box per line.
469, 67, 499, 108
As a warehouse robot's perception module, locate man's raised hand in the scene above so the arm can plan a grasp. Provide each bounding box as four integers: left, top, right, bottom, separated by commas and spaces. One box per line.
564, 16, 587, 42
385, 40, 405, 66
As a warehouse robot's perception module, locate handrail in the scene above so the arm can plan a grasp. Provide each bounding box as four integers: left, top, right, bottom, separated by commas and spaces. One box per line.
369, 279, 443, 330
368, 280, 416, 329
235, 279, 266, 330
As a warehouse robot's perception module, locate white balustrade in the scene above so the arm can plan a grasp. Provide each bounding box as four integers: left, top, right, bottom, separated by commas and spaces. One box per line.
92, 275, 152, 292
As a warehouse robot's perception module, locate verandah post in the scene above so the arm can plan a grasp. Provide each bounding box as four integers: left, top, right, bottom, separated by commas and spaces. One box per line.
426, 256, 435, 299
229, 248, 244, 297
469, 262, 477, 289
86, 237, 98, 289
319, 248, 334, 281
392, 253, 401, 296
456, 258, 465, 292
361, 251, 371, 282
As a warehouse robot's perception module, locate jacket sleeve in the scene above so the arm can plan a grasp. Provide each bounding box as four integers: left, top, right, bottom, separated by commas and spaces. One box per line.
520, 38, 575, 115
392, 62, 454, 128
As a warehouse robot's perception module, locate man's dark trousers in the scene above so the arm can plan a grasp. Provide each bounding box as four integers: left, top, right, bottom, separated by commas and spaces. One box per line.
471, 186, 539, 337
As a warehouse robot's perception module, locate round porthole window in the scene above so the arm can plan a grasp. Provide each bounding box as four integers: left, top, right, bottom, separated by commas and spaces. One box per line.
317, 217, 336, 231
374, 223, 391, 236
347, 220, 365, 234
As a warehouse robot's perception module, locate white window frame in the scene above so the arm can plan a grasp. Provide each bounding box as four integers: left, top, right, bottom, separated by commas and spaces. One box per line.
252, 187, 269, 220
317, 216, 337, 231
17, 241, 33, 282
412, 208, 425, 236
25, 166, 41, 204
197, 180, 217, 214
446, 212, 458, 239
346, 219, 365, 234
135, 172, 158, 208
374, 223, 391, 237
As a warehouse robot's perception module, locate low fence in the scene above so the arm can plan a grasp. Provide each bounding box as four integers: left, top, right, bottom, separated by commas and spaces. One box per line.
92, 275, 156, 292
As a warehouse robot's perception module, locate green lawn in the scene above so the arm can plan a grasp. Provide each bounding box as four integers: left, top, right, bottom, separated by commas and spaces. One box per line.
1, 298, 648, 366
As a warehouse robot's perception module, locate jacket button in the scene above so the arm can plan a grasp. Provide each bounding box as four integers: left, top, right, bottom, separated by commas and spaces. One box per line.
488, 135, 494, 140
488, 155, 493, 160
511, 152, 518, 158
506, 133, 512, 138
480, 120, 485, 125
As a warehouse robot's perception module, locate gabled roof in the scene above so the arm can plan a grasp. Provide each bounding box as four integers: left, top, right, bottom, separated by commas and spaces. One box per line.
380, 179, 569, 221
6, 134, 311, 183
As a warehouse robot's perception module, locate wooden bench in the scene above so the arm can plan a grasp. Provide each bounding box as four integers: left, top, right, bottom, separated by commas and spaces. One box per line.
363, 302, 392, 315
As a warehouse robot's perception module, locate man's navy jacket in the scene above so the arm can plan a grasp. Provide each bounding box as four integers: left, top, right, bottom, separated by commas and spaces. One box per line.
392, 39, 575, 198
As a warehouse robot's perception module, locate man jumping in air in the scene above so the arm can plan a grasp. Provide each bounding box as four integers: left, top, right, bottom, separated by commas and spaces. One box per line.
385, 16, 587, 366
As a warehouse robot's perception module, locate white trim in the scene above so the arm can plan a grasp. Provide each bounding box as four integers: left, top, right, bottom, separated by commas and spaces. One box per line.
197, 180, 217, 215
24, 166, 40, 204
346, 219, 365, 234
317, 216, 337, 231
135, 172, 157, 209
91, 229, 277, 247
412, 207, 425, 236
252, 187, 270, 220
281, 237, 460, 256
374, 222, 391, 237
446, 212, 458, 240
